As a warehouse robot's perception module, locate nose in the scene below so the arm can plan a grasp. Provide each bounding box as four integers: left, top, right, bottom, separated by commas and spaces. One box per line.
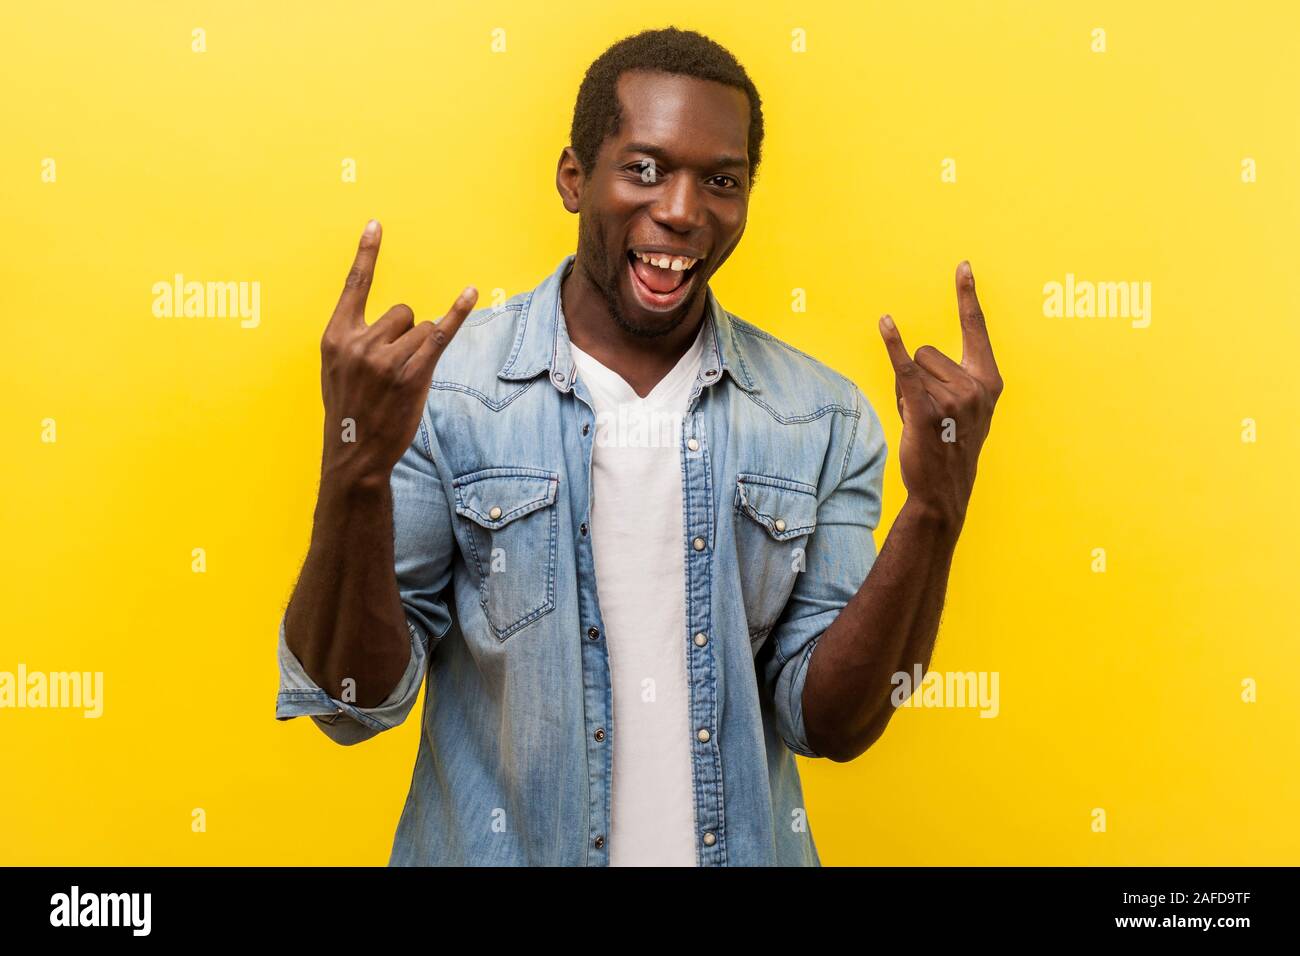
650, 173, 706, 234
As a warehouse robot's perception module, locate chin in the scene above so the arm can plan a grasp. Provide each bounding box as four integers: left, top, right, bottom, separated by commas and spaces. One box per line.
612, 305, 685, 339
614, 257, 704, 337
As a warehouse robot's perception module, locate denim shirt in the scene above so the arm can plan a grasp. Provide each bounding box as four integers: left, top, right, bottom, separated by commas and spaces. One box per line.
276, 253, 888, 866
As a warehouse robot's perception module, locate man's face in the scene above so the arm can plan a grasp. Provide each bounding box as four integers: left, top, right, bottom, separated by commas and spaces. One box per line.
562, 69, 751, 338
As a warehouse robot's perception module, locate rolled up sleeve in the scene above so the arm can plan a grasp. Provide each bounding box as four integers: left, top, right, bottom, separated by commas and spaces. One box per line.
275, 615, 431, 746
761, 386, 887, 758
274, 416, 457, 746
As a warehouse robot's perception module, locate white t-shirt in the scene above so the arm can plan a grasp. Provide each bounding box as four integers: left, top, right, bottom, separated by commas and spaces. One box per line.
569, 323, 707, 867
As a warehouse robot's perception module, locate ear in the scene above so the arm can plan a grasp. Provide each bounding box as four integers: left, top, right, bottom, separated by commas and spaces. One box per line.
556, 147, 585, 214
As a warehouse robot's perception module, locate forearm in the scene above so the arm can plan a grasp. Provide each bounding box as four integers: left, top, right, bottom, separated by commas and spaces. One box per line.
802, 497, 962, 761
283, 470, 412, 708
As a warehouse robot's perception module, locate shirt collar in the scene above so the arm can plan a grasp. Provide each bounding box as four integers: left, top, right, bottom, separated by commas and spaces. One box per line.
498, 253, 758, 395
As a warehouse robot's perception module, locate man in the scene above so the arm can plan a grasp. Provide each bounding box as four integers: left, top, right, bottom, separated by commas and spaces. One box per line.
276, 27, 1002, 866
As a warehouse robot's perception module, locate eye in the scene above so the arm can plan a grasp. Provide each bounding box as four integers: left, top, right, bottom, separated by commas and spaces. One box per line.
708, 175, 741, 190
627, 160, 659, 183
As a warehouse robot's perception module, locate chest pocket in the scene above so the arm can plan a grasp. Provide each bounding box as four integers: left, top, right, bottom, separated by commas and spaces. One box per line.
733, 473, 819, 646
453, 467, 560, 641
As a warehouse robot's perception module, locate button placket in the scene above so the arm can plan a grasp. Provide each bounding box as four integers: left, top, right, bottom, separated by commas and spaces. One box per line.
681, 406, 723, 864
562, 304, 613, 867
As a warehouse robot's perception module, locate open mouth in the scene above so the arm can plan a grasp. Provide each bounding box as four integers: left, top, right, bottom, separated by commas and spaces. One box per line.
625, 249, 702, 312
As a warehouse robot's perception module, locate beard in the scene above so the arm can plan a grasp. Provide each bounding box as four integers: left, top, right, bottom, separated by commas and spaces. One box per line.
577, 214, 696, 340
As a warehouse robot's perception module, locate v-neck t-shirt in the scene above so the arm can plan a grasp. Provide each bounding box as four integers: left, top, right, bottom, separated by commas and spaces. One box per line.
568, 323, 707, 866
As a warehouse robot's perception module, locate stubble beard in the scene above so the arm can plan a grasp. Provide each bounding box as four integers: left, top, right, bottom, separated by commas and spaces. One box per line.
578, 216, 694, 340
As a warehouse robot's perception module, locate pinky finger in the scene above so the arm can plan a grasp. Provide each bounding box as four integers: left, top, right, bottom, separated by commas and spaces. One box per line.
400, 286, 478, 381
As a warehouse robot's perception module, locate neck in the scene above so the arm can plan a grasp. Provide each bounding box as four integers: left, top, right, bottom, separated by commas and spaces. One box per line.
560, 256, 706, 399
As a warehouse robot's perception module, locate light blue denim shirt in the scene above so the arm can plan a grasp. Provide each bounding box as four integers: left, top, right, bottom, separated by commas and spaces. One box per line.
276, 253, 888, 866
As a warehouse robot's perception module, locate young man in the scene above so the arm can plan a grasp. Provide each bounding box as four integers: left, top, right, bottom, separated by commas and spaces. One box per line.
276, 27, 1002, 866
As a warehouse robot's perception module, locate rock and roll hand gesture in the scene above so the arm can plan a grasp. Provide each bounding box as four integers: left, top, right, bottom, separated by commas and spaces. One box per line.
318, 220, 479, 487
876, 262, 1003, 529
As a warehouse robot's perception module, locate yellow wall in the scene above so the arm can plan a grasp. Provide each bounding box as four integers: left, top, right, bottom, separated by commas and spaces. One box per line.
2, 1, 1296, 865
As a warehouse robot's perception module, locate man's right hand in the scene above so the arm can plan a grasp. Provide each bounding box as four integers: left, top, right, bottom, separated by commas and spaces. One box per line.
319, 220, 478, 488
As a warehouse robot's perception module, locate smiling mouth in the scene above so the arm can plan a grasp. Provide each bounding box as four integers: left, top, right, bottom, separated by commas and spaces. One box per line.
625, 250, 703, 312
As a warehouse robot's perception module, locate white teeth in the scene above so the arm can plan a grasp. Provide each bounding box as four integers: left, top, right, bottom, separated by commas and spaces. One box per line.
636, 251, 697, 271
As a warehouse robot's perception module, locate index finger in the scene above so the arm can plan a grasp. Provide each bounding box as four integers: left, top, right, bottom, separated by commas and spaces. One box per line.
956, 261, 999, 380
332, 219, 382, 325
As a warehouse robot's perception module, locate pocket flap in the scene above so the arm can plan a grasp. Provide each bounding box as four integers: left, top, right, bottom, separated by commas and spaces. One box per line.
453, 468, 559, 530
735, 474, 818, 540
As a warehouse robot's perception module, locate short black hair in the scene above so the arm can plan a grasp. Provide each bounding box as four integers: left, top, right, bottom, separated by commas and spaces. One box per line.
568, 27, 765, 189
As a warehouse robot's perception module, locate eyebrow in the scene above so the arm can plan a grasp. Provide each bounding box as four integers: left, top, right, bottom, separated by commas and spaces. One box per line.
621, 142, 749, 172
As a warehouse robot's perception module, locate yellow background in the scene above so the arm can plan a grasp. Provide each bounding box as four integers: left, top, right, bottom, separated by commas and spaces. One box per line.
2, 1, 1296, 865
